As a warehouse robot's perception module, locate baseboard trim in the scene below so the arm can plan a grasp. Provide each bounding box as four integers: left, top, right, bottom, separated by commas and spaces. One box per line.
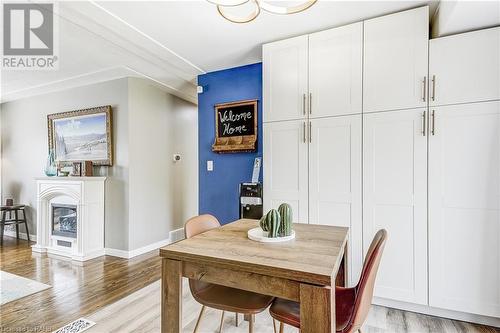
104, 229, 184, 259
3, 229, 36, 242
374, 297, 500, 328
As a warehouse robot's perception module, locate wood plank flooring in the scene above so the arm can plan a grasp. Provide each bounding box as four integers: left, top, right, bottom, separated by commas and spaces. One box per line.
0, 236, 161, 332
1, 236, 498, 333
84, 280, 499, 333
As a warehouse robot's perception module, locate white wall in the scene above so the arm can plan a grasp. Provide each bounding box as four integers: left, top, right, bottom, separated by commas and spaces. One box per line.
432, 1, 500, 38
0, 77, 198, 252
0, 78, 130, 250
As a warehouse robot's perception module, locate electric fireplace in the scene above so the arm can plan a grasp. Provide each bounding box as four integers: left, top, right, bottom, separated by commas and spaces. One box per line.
51, 204, 77, 238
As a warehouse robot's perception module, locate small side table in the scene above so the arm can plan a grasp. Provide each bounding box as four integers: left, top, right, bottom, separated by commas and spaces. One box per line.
0, 205, 30, 245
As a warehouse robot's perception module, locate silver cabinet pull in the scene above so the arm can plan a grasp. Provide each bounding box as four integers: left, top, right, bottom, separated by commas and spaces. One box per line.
431, 75, 436, 101
309, 92, 312, 114
309, 122, 312, 143
422, 111, 427, 136
303, 121, 306, 143
422, 76, 427, 102
302, 93, 306, 115
431, 110, 436, 135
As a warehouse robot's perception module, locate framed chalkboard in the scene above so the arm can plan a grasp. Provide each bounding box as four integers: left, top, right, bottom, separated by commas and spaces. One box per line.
212, 99, 258, 153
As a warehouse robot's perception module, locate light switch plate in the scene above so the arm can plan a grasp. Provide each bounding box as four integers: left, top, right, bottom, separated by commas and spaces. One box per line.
207, 160, 213, 171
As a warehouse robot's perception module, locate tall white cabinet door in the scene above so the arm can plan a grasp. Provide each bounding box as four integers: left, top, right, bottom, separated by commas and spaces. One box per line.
263, 36, 308, 122
429, 27, 500, 107
428, 101, 500, 318
263, 120, 308, 223
363, 7, 429, 113
309, 115, 362, 285
309, 23, 363, 118
363, 108, 428, 304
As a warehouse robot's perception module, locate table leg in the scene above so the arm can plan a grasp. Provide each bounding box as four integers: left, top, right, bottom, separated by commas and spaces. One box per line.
299, 283, 334, 333
161, 258, 182, 333
343, 241, 349, 287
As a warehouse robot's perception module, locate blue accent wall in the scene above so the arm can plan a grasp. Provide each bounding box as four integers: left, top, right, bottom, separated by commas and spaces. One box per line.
198, 63, 262, 224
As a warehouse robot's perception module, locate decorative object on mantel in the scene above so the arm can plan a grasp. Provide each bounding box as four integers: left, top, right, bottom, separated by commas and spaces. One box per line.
56, 161, 72, 177
207, 0, 317, 24
248, 203, 295, 242
47, 105, 113, 166
71, 162, 82, 177
44, 149, 57, 177
82, 161, 93, 177
212, 99, 257, 153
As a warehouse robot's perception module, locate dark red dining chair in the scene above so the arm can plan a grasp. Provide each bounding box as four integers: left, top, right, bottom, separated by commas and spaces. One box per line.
269, 229, 388, 333
185, 214, 274, 333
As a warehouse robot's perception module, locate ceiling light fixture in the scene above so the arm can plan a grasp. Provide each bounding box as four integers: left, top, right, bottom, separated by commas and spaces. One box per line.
209, 0, 317, 23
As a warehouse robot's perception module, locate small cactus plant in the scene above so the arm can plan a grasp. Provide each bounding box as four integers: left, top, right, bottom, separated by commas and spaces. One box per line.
260, 209, 281, 238
278, 203, 293, 236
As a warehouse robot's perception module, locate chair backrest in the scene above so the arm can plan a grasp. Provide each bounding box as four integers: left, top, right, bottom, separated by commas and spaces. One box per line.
350, 229, 388, 331
184, 214, 220, 239
184, 214, 221, 296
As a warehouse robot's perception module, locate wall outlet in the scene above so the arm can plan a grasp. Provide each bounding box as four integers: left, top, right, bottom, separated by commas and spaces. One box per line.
207, 160, 213, 171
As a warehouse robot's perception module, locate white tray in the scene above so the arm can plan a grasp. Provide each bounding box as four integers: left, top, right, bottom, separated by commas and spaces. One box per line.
247, 227, 295, 243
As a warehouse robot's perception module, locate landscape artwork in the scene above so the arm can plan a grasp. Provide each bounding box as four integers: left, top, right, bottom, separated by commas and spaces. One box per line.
48, 106, 113, 166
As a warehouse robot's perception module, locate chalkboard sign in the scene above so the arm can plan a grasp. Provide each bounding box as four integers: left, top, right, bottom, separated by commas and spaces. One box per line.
212, 99, 258, 153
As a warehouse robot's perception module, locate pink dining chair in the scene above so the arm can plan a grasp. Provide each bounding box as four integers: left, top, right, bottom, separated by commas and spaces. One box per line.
184, 214, 274, 333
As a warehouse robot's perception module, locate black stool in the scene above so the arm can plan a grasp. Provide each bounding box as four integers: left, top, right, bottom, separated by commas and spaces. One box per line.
0, 205, 30, 245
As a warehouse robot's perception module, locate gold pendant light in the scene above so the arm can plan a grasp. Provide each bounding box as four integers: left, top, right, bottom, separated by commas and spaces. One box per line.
209, 0, 317, 23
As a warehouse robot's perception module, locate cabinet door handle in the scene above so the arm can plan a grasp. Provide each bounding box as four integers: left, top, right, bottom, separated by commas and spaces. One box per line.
309, 122, 312, 143
309, 92, 312, 114
431, 75, 436, 101
303, 121, 306, 143
431, 110, 436, 135
302, 93, 306, 115
422, 76, 427, 102
422, 111, 426, 136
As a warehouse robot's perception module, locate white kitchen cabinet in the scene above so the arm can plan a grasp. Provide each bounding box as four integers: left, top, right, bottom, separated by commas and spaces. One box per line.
309, 22, 363, 118
428, 101, 500, 318
363, 108, 428, 304
263, 120, 308, 223
263, 36, 308, 122
308, 115, 362, 285
429, 27, 500, 107
363, 6, 429, 113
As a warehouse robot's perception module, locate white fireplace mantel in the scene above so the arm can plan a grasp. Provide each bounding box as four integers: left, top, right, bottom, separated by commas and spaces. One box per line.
32, 177, 106, 261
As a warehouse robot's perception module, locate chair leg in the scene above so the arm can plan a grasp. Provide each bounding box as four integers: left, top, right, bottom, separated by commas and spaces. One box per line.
193, 305, 205, 333
15, 209, 19, 240
0, 210, 5, 246
272, 319, 277, 333
248, 314, 254, 333
218, 311, 225, 333
235, 313, 239, 327
22, 209, 30, 242
279, 322, 284, 333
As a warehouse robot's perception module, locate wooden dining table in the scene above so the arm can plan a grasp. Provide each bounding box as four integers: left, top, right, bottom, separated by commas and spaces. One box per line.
160, 218, 349, 333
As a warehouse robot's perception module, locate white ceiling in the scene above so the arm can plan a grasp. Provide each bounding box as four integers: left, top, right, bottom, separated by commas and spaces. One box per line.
1, 0, 441, 104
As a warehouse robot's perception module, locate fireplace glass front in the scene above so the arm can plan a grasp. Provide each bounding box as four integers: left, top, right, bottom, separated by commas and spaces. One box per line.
52, 204, 77, 238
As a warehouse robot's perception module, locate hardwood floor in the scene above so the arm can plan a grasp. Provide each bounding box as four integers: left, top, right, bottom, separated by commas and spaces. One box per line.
84, 280, 500, 333
1, 236, 498, 333
0, 236, 161, 332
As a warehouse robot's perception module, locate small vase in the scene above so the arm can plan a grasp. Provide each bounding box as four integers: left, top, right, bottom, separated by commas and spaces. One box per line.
44, 149, 57, 177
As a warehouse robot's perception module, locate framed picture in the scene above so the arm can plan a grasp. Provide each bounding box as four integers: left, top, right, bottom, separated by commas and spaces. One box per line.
48, 106, 113, 166
212, 99, 258, 153
71, 162, 82, 177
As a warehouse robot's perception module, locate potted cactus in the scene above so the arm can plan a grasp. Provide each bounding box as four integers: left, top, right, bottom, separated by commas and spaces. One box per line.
259, 209, 281, 238
278, 203, 293, 236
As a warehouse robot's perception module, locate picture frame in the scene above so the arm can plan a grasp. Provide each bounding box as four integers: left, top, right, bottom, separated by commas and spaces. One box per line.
71, 162, 82, 177
212, 99, 258, 153
48, 106, 113, 166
